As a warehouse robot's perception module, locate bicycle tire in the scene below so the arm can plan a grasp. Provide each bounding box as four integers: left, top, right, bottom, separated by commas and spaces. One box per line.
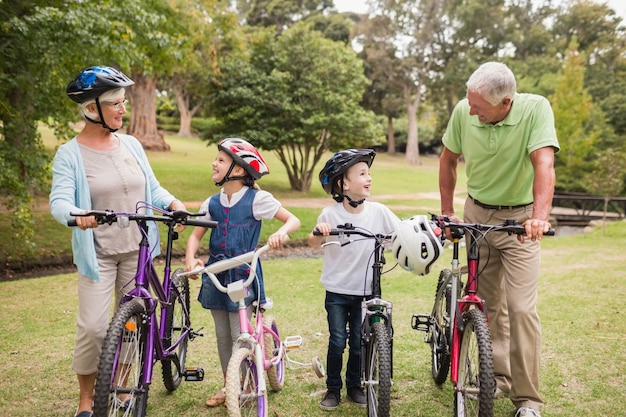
263, 315, 285, 391
93, 300, 150, 417
365, 321, 392, 417
162, 269, 190, 391
454, 308, 495, 417
225, 346, 267, 417
430, 270, 452, 384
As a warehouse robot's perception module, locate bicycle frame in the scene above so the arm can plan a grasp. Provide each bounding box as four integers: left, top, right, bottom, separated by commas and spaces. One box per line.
182, 245, 284, 369
69, 205, 216, 417
178, 244, 289, 417
449, 228, 485, 385
121, 217, 189, 384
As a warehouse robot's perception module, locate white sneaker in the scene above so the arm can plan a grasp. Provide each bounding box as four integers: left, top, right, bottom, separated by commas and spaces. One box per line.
516, 407, 541, 417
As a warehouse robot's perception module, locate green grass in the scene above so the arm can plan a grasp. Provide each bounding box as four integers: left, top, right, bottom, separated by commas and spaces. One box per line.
0, 221, 625, 416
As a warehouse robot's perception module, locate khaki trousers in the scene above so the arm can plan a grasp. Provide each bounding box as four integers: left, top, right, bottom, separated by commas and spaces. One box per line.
463, 198, 543, 411
72, 251, 138, 375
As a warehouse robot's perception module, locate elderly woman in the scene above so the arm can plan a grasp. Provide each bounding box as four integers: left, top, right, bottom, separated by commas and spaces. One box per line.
49, 66, 185, 417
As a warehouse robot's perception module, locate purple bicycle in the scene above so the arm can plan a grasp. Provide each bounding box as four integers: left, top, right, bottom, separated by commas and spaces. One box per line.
69, 202, 217, 417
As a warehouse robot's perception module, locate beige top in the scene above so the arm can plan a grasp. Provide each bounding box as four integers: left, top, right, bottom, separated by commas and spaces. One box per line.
79, 140, 146, 255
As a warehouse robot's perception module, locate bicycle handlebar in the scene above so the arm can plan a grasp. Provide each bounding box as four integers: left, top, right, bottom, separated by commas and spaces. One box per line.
431, 215, 555, 239
67, 208, 218, 229
177, 244, 271, 294
312, 223, 392, 245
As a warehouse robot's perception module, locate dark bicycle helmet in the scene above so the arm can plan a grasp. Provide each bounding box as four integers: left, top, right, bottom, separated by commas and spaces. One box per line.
66, 66, 134, 104
216, 138, 269, 186
391, 215, 443, 276
318, 149, 376, 203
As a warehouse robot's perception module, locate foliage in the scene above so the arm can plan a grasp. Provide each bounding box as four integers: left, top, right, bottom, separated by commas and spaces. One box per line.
200, 23, 382, 192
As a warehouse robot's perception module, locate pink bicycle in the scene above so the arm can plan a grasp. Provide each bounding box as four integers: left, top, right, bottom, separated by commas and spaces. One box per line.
178, 244, 323, 417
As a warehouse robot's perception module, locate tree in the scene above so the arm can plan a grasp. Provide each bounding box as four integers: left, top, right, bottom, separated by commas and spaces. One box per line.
203, 24, 381, 192
550, 39, 603, 192
357, 14, 405, 154
162, 0, 240, 137
365, 0, 453, 165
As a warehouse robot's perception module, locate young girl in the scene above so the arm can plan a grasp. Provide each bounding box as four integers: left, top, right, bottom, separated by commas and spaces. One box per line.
185, 138, 300, 407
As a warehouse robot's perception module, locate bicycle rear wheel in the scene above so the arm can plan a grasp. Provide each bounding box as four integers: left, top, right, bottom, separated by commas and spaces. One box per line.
454, 308, 495, 417
93, 300, 150, 417
162, 269, 190, 391
263, 315, 285, 391
365, 321, 392, 417
430, 270, 452, 384
225, 346, 267, 417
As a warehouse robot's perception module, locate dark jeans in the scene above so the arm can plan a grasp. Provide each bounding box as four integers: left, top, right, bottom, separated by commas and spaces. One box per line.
324, 291, 362, 392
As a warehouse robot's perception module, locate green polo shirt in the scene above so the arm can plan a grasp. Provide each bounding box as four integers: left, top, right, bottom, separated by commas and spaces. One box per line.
442, 93, 560, 206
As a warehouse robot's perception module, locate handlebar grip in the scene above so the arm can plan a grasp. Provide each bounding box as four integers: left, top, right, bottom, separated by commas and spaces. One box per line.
184, 219, 219, 228
545, 229, 556, 236
67, 219, 77, 227
312, 228, 322, 236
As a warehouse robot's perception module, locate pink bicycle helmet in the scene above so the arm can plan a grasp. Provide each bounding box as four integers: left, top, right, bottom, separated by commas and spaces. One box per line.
217, 138, 269, 184
391, 215, 443, 276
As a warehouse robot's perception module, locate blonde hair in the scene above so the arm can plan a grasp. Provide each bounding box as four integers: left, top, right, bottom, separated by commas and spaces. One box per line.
80, 88, 125, 121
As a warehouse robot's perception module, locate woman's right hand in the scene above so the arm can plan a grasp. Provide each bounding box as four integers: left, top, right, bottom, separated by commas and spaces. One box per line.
75, 211, 99, 230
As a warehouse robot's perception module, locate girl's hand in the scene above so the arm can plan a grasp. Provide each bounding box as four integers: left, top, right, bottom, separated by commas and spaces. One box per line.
268, 232, 289, 249
184, 258, 204, 279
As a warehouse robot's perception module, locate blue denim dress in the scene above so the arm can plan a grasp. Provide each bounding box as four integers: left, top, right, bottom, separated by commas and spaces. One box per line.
198, 188, 266, 312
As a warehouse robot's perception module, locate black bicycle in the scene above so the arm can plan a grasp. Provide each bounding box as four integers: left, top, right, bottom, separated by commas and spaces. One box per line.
314, 223, 394, 417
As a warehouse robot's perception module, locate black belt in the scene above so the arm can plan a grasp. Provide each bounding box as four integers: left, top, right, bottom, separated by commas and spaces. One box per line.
469, 195, 532, 210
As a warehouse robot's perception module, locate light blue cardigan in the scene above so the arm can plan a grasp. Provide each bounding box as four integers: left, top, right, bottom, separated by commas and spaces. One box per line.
49, 134, 177, 282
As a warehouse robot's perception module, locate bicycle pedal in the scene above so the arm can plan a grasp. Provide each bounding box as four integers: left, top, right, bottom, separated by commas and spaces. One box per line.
189, 327, 204, 341
411, 314, 431, 332
284, 335, 303, 350
183, 367, 204, 382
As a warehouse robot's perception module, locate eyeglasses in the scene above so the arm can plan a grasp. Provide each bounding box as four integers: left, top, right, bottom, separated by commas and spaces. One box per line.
101, 99, 128, 111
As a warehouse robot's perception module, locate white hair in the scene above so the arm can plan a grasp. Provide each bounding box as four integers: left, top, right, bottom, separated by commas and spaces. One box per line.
80, 88, 126, 120
466, 62, 516, 105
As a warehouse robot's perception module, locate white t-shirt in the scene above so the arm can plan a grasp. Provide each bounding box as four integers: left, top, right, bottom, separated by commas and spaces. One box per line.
198, 186, 281, 221
317, 201, 400, 296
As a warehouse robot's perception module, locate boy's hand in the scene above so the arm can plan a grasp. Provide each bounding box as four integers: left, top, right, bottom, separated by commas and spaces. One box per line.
313, 223, 332, 236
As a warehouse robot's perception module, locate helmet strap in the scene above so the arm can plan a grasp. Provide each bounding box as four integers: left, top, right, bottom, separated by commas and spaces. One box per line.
214, 161, 237, 186
345, 195, 365, 208
86, 98, 119, 133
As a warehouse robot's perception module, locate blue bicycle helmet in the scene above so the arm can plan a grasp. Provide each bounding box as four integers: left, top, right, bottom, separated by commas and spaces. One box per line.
318, 149, 376, 203
66, 66, 134, 104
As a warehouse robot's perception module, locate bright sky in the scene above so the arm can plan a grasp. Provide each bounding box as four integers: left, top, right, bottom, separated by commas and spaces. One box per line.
334, 0, 626, 20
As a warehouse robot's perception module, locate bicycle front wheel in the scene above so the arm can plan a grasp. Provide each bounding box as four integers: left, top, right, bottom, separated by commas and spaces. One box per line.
225, 346, 267, 417
430, 270, 452, 384
365, 321, 392, 417
454, 308, 495, 417
263, 315, 285, 391
93, 300, 150, 417
162, 269, 190, 391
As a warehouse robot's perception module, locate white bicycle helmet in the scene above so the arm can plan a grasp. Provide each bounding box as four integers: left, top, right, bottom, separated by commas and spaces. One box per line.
391, 215, 443, 276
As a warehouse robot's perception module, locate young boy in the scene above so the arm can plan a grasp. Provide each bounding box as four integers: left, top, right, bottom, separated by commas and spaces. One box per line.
308, 149, 400, 411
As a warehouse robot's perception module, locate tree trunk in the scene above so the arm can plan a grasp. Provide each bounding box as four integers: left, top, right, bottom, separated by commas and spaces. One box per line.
126, 72, 169, 151
404, 86, 421, 165
173, 84, 200, 137
386, 115, 395, 154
